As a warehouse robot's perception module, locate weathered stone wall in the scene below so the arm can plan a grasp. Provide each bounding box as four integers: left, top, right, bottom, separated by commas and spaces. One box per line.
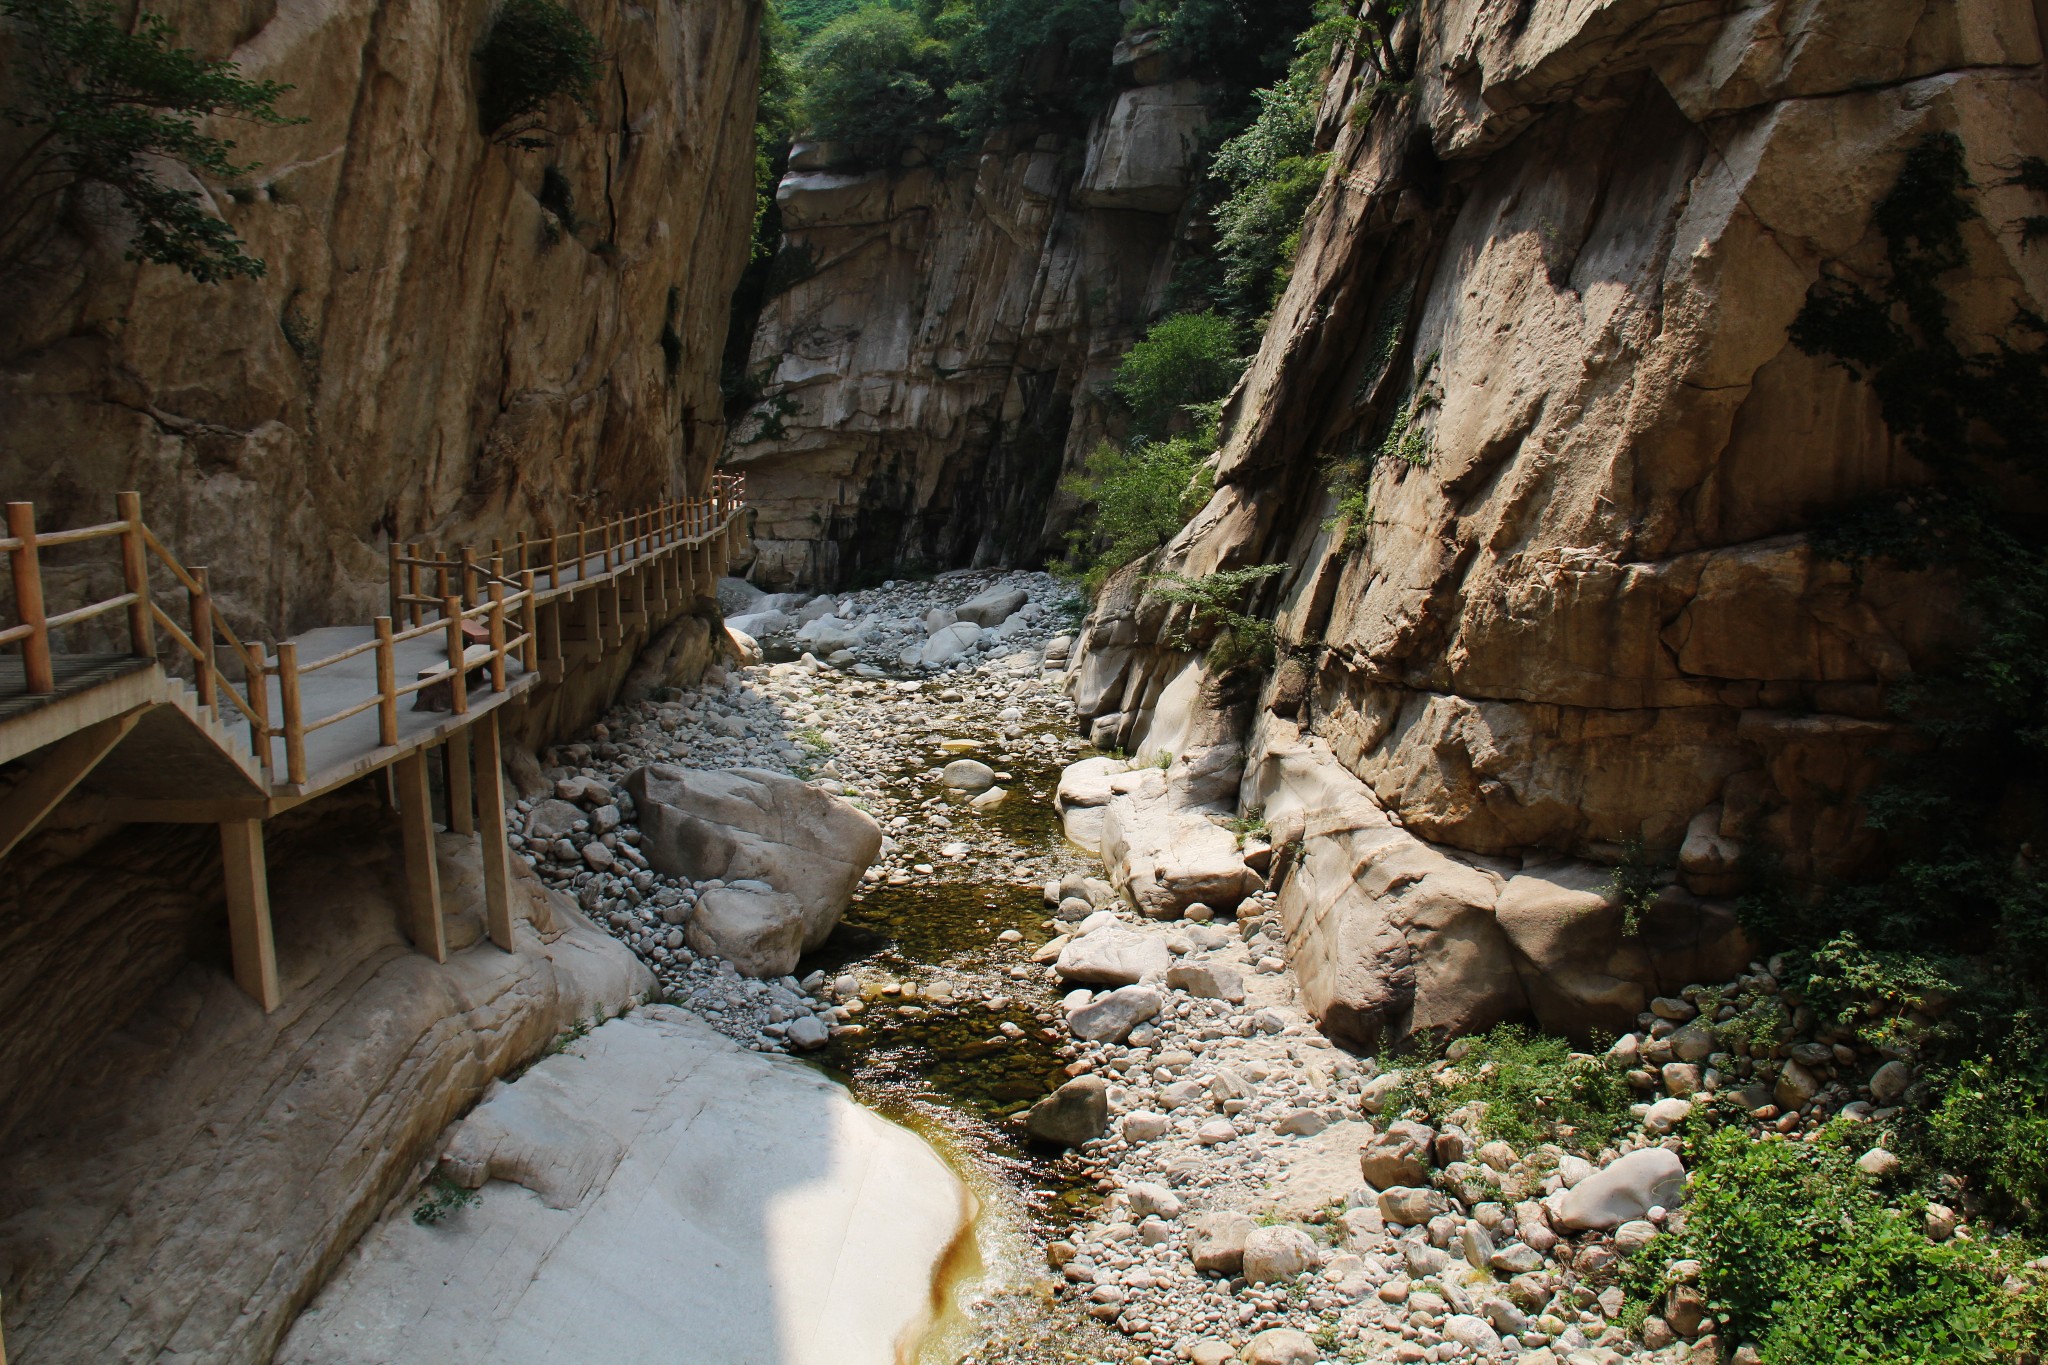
725, 55, 1213, 588
1070, 0, 2048, 1046
0, 0, 761, 639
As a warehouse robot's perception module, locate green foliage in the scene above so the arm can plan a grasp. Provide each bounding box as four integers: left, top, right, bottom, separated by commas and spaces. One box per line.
0, 0, 301, 281
1112, 311, 1245, 441
779, 0, 872, 40
1058, 432, 1214, 591
1922, 1016, 2048, 1229
1643, 1124, 2048, 1364
474, 0, 602, 148
1761, 136, 2048, 1212
1391, 1024, 1635, 1151
795, 6, 952, 168
1605, 838, 1662, 938
1148, 562, 1285, 671
1203, 8, 1350, 318
413, 1173, 482, 1226
934, 0, 1122, 143
1130, 0, 1321, 107
1322, 357, 1438, 549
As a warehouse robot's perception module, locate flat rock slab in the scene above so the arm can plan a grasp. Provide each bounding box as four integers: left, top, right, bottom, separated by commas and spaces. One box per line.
279, 1007, 973, 1365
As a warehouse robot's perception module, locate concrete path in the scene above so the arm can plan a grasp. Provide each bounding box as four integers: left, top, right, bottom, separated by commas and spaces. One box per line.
277, 1007, 975, 1365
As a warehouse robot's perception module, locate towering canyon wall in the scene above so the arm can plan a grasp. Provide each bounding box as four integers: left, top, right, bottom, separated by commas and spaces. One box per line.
1069, 0, 2048, 1047
0, 5, 761, 1357
0, 0, 760, 637
725, 49, 1212, 588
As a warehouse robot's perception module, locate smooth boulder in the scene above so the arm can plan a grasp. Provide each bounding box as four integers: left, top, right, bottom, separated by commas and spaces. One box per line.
1553, 1147, 1686, 1231
917, 621, 982, 666
624, 765, 882, 962
686, 885, 810, 978
1054, 924, 1172, 986
954, 585, 1027, 626
1025, 1076, 1109, 1147
1241, 1226, 1319, 1284
1068, 986, 1163, 1043
1100, 779, 1262, 918
1187, 1210, 1257, 1275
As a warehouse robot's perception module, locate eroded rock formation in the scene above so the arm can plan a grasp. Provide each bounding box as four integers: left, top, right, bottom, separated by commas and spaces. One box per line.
726, 51, 1214, 587
1070, 0, 2048, 1047
0, 0, 760, 636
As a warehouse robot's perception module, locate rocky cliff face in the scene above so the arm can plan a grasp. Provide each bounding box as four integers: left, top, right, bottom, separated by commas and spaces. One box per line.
725, 53, 1212, 588
1069, 0, 2048, 1049
0, 0, 760, 637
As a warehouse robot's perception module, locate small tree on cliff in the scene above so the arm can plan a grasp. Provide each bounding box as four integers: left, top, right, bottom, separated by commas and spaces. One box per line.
473, 0, 602, 150
0, 0, 299, 281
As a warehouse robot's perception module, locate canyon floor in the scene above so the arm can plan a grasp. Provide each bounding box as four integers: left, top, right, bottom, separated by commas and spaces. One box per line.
283, 570, 1909, 1365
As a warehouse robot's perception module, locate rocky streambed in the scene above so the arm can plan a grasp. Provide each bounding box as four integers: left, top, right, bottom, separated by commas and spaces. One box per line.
313, 568, 1949, 1365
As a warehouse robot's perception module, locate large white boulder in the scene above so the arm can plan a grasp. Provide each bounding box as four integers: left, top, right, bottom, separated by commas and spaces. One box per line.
1552, 1147, 1686, 1231
796, 614, 866, 654
954, 585, 1027, 627
725, 608, 792, 639
686, 884, 811, 978
623, 765, 882, 967
1053, 923, 1171, 986
1055, 755, 1127, 853
276, 1010, 972, 1365
1099, 772, 1262, 919
917, 621, 982, 666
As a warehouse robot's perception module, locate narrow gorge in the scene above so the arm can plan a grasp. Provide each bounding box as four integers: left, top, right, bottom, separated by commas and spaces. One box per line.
2, 2, 2046, 1365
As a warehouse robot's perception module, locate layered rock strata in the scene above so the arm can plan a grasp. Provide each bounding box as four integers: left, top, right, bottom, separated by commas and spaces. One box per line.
1068, 0, 2048, 1047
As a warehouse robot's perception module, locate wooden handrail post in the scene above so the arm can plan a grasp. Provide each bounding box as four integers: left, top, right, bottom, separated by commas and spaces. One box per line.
6, 502, 53, 693
520, 570, 538, 672
248, 645, 270, 779
460, 545, 477, 608
190, 566, 217, 714
576, 522, 587, 582
375, 615, 398, 746
443, 595, 467, 715
513, 531, 526, 575
386, 539, 401, 623
488, 581, 507, 692
405, 543, 422, 627
277, 640, 306, 785
116, 491, 156, 658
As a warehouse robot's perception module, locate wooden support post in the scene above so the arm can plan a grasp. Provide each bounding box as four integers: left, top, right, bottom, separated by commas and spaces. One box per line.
6, 503, 52, 694
445, 727, 474, 836
276, 640, 306, 785
542, 598, 564, 680
0, 710, 141, 860
220, 818, 281, 1012
473, 709, 516, 951
443, 595, 467, 715
117, 491, 155, 658
604, 578, 623, 650
521, 570, 539, 673
375, 615, 398, 746
393, 749, 446, 962
460, 546, 478, 608
386, 540, 401, 624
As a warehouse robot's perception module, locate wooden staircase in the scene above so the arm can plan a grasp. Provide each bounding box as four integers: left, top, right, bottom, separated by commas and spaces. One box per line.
1, 479, 749, 1011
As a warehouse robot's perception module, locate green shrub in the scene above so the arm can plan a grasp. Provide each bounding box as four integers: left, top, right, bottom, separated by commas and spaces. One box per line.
779, 0, 871, 40
1058, 432, 1214, 591
1112, 311, 1245, 440
1148, 562, 1286, 672
1392, 1024, 1634, 1152
1647, 1125, 2048, 1364
413, 1173, 482, 1226
795, 7, 952, 168
935, 0, 1122, 142
0, 0, 301, 281
1922, 1017, 2048, 1229
475, 0, 602, 147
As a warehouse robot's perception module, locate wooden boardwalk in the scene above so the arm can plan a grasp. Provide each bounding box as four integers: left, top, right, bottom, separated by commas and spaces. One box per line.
1, 482, 747, 1011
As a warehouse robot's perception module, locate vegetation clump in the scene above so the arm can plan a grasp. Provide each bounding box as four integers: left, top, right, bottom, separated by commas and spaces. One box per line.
412, 1172, 482, 1226
475, 0, 602, 148
1058, 432, 1213, 592
0, 0, 301, 281
1111, 310, 1244, 442
1391, 1024, 1635, 1151
1148, 562, 1286, 671
1630, 1125, 2048, 1365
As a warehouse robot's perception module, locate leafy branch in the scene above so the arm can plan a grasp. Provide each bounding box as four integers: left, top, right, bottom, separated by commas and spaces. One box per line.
1, 0, 301, 281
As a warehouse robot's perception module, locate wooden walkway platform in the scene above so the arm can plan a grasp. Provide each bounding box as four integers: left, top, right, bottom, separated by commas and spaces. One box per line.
1, 482, 747, 1012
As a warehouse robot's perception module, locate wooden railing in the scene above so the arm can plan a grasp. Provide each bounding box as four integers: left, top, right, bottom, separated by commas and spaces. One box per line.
2, 473, 746, 788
